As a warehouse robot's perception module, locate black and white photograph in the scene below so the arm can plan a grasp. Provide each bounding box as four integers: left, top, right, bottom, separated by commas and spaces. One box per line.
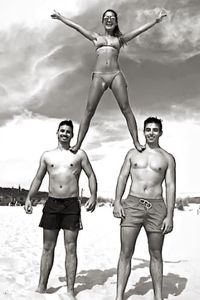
0, 0, 200, 299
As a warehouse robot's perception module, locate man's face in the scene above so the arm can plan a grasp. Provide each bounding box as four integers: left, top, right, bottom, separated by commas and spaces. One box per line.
144, 122, 162, 144
57, 125, 73, 143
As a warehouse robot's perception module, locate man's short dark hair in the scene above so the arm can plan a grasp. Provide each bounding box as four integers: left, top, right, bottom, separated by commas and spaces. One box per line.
58, 119, 74, 133
144, 117, 163, 132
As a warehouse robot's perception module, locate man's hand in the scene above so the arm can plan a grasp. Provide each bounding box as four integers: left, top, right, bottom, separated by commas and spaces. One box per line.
85, 196, 97, 212
113, 201, 125, 219
161, 216, 173, 234
51, 10, 62, 20
24, 199, 33, 214
156, 9, 167, 23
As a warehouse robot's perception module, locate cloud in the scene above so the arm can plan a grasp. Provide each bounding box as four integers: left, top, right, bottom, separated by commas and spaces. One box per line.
1, 0, 200, 133
109, 0, 200, 62
0, 0, 81, 29
0, 0, 199, 198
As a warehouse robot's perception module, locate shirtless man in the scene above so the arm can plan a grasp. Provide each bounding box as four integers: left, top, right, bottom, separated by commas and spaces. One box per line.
113, 117, 176, 300
24, 119, 97, 299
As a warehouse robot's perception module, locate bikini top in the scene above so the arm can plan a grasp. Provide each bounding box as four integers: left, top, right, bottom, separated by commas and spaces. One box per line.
93, 35, 121, 52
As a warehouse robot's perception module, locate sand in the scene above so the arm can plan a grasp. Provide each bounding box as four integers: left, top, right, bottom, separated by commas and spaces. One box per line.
0, 203, 200, 300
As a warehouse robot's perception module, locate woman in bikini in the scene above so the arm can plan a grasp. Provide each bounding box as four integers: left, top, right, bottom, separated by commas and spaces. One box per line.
51, 9, 166, 152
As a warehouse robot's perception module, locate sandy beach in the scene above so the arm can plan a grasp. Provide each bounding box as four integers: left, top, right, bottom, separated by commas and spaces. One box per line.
0, 203, 200, 300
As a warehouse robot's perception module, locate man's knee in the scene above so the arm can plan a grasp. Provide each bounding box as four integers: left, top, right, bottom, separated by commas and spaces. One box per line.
120, 245, 134, 261
43, 242, 56, 254
149, 249, 162, 261
65, 241, 77, 255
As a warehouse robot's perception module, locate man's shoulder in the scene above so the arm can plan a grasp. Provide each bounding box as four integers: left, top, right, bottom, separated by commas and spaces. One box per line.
75, 148, 88, 159
128, 148, 138, 155
159, 147, 175, 163
125, 148, 137, 159
41, 148, 57, 159
44, 148, 57, 154
76, 148, 86, 155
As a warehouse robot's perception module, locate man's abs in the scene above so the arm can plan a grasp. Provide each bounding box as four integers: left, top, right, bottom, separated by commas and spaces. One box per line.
48, 177, 79, 199
129, 181, 163, 199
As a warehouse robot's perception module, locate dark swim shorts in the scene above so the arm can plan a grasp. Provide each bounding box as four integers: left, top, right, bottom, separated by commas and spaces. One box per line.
39, 197, 83, 230
121, 195, 167, 232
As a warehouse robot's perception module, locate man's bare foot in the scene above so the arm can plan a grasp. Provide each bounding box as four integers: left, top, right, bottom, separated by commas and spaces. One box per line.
135, 142, 145, 152
70, 144, 80, 153
35, 286, 46, 293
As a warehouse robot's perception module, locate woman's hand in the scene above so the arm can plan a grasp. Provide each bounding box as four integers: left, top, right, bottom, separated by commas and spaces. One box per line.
156, 9, 167, 23
51, 10, 62, 20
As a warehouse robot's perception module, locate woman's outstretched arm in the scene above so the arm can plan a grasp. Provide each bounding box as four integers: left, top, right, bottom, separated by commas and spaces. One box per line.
122, 9, 167, 43
51, 10, 97, 42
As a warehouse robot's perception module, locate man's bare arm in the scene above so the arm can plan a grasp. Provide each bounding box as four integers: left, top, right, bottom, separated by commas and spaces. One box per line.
161, 154, 176, 233
24, 153, 47, 213
165, 154, 176, 217
113, 150, 132, 218
115, 150, 132, 202
81, 150, 97, 212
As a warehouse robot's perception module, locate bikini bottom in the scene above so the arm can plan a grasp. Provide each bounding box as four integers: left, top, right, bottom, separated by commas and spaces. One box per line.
92, 70, 127, 89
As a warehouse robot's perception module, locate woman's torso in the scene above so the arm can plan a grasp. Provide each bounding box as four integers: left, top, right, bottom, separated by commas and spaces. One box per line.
93, 35, 121, 72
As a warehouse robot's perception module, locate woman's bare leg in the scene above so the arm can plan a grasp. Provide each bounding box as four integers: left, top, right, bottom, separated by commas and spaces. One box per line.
70, 75, 107, 152
111, 73, 144, 151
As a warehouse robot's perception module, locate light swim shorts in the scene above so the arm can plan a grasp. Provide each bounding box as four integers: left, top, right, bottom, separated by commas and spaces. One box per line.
121, 195, 167, 232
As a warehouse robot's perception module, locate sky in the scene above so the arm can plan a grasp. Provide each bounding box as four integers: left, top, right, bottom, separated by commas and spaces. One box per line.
0, 0, 200, 198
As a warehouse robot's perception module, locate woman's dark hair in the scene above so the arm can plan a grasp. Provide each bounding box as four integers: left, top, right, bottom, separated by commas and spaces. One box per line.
102, 9, 126, 46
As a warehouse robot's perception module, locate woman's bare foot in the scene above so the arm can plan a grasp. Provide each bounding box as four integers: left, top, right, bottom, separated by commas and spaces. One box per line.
135, 142, 145, 152
70, 144, 80, 153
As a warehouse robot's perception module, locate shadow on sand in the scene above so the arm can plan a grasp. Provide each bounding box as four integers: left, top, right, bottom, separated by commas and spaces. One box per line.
75, 268, 117, 294
46, 268, 117, 294
46, 258, 187, 299
124, 258, 187, 299
124, 273, 187, 299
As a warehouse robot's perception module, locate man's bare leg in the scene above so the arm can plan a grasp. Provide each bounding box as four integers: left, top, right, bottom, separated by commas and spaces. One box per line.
147, 232, 165, 300
115, 226, 141, 300
36, 229, 59, 293
64, 229, 79, 299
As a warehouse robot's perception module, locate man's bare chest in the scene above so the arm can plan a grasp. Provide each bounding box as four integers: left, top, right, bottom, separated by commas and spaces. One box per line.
131, 154, 167, 173
46, 152, 81, 173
